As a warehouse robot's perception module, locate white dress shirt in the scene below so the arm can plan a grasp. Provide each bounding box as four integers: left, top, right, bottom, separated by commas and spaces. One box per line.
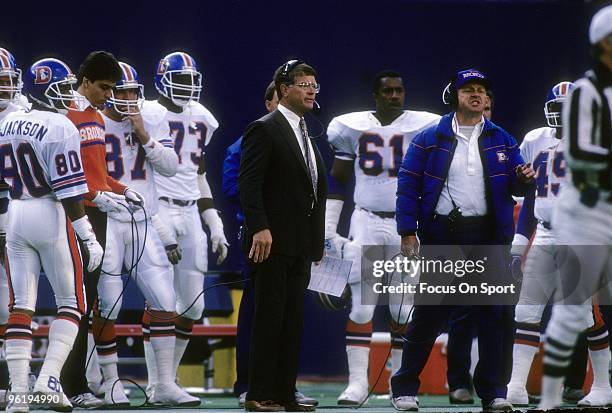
435, 114, 487, 216
277, 103, 318, 181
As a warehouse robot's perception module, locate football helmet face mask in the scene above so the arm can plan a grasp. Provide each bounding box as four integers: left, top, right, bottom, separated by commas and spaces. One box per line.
108, 61, 144, 116
155, 51, 202, 107
26, 58, 78, 114
0, 48, 23, 108
544, 81, 575, 128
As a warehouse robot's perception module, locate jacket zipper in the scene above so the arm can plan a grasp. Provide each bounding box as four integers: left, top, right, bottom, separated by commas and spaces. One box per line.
431, 135, 458, 219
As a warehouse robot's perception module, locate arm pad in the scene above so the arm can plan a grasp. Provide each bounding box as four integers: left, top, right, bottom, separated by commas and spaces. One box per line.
325, 199, 344, 238
201, 208, 224, 237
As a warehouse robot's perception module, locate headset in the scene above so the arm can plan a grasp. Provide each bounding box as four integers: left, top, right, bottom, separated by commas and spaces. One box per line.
442, 76, 458, 109
278, 59, 305, 85
442, 69, 491, 110
277, 58, 323, 122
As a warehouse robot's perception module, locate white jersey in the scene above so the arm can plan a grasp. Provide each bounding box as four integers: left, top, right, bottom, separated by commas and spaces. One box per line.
328, 110, 440, 211
0, 101, 24, 121
0, 109, 88, 201
142, 100, 218, 201
520, 127, 566, 223
102, 112, 177, 218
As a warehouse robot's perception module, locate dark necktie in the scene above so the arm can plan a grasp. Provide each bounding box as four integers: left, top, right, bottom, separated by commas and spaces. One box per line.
299, 117, 318, 201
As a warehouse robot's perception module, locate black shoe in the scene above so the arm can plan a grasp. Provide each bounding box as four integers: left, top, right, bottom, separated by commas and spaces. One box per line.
244, 400, 284, 412
562, 386, 585, 404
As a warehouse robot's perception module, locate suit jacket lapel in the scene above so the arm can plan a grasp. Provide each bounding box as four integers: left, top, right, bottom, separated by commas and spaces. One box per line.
272, 110, 310, 179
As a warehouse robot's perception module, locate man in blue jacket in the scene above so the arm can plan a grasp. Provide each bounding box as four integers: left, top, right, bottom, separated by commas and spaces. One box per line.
390, 69, 535, 412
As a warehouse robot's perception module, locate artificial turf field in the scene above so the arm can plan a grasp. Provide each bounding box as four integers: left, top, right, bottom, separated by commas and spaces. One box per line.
19, 382, 612, 412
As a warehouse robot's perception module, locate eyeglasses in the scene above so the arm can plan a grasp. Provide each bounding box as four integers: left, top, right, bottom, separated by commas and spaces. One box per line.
290, 82, 320, 93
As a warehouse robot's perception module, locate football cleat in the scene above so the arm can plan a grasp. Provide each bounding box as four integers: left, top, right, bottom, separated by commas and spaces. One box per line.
577, 387, 612, 407
100, 379, 130, 408
337, 381, 368, 406
151, 382, 200, 407
32, 374, 73, 412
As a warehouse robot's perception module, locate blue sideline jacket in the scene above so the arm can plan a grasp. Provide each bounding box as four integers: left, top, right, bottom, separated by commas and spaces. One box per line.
396, 113, 532, 244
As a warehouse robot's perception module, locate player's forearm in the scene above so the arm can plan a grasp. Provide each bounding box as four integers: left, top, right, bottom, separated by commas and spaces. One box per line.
144, 141, 178, 177
328, 174, 346, 201
61, 195, 87, 222
107, 176, 128, 195
515, 189, 537, 240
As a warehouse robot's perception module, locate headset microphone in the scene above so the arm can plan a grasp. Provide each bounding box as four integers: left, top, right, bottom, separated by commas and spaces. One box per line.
312, 99, 321, 115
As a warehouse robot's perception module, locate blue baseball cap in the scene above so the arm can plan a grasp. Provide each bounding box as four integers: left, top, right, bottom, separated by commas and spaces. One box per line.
454, 69, 490, 89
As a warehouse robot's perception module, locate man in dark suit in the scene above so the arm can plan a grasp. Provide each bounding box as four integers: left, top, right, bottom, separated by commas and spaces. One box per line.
239, 60, 327, 412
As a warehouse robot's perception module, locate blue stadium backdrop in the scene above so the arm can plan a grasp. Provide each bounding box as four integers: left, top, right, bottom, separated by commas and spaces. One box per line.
0, 0, 602, 377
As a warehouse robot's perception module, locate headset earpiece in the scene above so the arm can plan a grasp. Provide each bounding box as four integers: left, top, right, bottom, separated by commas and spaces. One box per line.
279, 59, 304, 84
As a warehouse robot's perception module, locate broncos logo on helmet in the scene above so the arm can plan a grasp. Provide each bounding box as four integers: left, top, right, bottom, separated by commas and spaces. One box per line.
26, 58, 78, 114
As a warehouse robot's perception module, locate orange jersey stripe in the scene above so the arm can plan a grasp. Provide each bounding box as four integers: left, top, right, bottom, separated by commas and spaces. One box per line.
67, 106, 126, 206
65, 219, 85, 313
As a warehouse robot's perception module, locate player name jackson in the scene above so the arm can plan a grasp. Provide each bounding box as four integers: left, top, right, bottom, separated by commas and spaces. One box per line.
373, 282, 517, 296
0, 120, 48, 141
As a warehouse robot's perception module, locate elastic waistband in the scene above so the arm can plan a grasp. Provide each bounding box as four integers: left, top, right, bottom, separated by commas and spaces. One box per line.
159, 196, 196, 207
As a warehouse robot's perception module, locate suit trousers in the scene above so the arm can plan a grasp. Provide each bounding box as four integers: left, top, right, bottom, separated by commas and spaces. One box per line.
246, 253, 309, 403
61, 206, 107, 396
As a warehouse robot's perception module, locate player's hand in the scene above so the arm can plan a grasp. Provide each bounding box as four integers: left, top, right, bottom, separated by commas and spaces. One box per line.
165, 243, 182, 265
92, 191, 125, 213
124, 188, 145, 209
126, 113, 150, 145
249, 229, 272, 263
324, 234, 349, 258
516, 163, 536, 183
211, 231, 229, 265
510, 254, 523, 282
84, 238, 104, 272
401, 235, 420, 259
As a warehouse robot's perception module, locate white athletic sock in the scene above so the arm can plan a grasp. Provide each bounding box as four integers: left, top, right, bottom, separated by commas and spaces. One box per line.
390, 348, 402, 376
508, 343, 538, 390
469, 337, 478, 377
173, 338, 189, 377
173, 318, 193, 378
143, 340, 158, 387
86, 330, 103, 385
346, 345, 370, 387
99, 353, 119, 382
540, 376, 564, 408
39, 318, 79, 379
152, 336, 175, 384
5, 339, 32, 390
589, 348, 612, 389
